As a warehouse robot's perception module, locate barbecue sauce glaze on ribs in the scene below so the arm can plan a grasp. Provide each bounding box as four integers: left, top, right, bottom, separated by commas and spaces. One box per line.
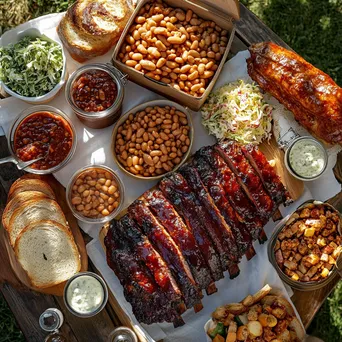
104, 141, 291, 326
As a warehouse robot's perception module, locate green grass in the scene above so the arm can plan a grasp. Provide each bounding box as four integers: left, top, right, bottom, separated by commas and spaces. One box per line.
240, 0, 342, 85
307, 281, 342, 342
0, 0, 342, 341
0, 293, 24, 342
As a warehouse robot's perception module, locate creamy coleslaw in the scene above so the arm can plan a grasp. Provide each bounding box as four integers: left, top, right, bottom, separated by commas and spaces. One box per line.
201, 80, 273, 144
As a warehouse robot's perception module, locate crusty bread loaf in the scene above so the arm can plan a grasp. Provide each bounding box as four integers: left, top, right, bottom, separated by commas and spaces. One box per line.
57, 0, 134, 62
8, 178, 55, 203
15, 220, 81, 288
2, 191, 50, 232
8, 199, 67, 247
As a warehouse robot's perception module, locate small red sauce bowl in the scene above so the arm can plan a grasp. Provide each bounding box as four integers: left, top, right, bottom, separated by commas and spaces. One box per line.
9, 105, 77, 174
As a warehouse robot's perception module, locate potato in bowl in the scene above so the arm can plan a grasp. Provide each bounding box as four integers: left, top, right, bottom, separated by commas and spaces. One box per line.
205, 285, 305, 342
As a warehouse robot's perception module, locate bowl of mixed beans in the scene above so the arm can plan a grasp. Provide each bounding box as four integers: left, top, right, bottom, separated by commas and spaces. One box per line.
66, 165, 124, 224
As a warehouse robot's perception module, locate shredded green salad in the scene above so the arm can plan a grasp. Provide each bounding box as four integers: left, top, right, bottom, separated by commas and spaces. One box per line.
201, 80, 273, 144
0, 36, 63, 97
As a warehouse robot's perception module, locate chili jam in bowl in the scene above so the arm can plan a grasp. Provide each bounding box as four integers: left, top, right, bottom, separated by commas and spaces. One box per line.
9, 105, 76, 174
66, 63, 125, 129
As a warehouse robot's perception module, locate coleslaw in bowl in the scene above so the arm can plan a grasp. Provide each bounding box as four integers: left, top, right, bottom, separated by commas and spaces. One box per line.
201, 80, 273, 144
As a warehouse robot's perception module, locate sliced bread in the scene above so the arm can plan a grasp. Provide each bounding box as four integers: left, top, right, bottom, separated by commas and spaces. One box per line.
15, 220, 81, 288
8, 199, 67, 247
2, 191, 50, 232
57, 15, 111, 62
8, 178, 55, 203
72, 0, 126, 36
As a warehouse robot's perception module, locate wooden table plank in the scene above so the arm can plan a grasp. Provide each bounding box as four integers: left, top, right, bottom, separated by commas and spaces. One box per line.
1, 284, 78, 342
0, 5, 340, 341
235, 4, 291, 49
291, 191, 342, 329
0, 135, 118, 341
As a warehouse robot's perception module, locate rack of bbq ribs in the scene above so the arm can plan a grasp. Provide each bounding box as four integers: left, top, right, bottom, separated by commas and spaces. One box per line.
104, 140, 292, 326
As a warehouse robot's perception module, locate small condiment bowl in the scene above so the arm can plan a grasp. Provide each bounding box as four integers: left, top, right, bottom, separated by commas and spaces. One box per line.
63, 272, 109, 318
111, 99, 194, 181
8, 105, 77, 174
66, 164, 124, 224
0, 28, 67, 104
268, 200, 342, 291
284, 136, 328, 181
66, 63, 126, 129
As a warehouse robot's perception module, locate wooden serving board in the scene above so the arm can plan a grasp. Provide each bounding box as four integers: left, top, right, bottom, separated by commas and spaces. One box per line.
97, 138, 303, 341
259, 136, 304, 201
1, 174, 88, 296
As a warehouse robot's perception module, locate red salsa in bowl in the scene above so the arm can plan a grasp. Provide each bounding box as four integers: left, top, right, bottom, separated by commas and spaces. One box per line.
72, 70, 117, 112
14, 111, 73, 170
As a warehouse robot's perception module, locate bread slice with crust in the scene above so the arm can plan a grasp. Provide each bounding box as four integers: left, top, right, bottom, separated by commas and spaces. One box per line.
72, 0, 128, 36
2, 191, 50, 232
15, 220, 81, 288
8, 178, 55, 203
8, 199, 67, 247
57, 0, 134, 62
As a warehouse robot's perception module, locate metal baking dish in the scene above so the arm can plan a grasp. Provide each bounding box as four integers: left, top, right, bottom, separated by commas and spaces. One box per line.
268, 200, 342, 291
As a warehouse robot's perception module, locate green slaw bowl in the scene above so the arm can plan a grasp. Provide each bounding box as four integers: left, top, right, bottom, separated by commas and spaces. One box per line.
0, 28, 67, 104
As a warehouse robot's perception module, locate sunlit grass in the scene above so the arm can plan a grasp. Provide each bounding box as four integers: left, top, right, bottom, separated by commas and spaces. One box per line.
241, 0, 342, 85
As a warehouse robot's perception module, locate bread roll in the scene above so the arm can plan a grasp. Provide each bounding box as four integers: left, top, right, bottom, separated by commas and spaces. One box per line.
15, 220, 81, 288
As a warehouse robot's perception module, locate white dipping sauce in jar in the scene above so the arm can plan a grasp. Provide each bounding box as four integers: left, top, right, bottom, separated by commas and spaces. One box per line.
66, 275, 104, 314
288, 138, 326, 178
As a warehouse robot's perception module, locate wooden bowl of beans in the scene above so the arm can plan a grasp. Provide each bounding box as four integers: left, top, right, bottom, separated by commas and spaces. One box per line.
66, 165, 124, 223
111, 99, 193, 180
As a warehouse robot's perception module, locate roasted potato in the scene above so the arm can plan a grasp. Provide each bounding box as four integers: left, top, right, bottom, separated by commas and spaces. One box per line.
209, 285, 304, 342
274, 202, 341, 283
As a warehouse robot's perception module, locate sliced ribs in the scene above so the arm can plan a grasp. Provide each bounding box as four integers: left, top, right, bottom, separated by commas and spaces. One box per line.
128, 201, 203, 310
179, 165, 240, 278
216, 141, 276, 220
143, 189, 215, 293
104, 220, 183, 325
193, 155, 256, 260
241, 144, 292, 206
197, 146, 264, 241
159, 174, 224, 282
118, 215, 185, 315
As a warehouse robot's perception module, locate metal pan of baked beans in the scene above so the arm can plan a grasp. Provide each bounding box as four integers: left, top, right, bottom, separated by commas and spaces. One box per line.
111, 99, 194, 180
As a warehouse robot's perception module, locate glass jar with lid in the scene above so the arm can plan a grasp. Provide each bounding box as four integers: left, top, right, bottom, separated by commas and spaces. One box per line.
66, 63, 126, 129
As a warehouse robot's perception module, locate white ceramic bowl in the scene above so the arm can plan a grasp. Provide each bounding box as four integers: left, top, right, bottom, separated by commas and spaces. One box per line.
0, 28, 67, 104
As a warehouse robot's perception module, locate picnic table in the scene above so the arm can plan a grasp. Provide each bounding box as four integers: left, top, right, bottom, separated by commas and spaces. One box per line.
0, 4, 341, 341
